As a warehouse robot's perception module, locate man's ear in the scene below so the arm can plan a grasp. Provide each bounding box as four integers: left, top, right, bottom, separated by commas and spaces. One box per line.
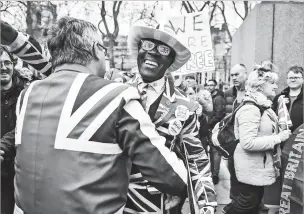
92, 42, 101, 60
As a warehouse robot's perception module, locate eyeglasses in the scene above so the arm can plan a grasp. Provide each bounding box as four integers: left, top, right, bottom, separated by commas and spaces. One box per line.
0, 60, 13, 68
140, 40, 172, 56
207, 84, 215, 87
287, 77, 302, 81
94, 42, 107, 56
70, 41, 108, 57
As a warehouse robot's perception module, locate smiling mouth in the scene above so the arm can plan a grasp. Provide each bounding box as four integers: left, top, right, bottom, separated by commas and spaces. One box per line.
1, 71, 9, 75
144, 60, 158, 67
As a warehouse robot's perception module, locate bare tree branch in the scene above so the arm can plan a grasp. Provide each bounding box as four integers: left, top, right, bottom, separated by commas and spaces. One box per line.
244, 1, 249, 19
112, 1, 122, 38
199, 1, 210, 11
209, 2, 218, 24
0, 1, 11, 12
186, 1, 195, 12
232, 1, 245, 20
17, 1, 27, 7
181, 1, 191, 13
100, 1, 110, 35
98, 20, 106, 37
192, 1, 199, 11
216, 2, 232, 42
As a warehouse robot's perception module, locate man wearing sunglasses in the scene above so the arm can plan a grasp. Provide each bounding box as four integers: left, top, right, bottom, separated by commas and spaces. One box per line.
108, 23, 216, 214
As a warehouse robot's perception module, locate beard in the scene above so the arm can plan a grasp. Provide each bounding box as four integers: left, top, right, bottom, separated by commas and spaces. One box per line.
1, 73, 13, 87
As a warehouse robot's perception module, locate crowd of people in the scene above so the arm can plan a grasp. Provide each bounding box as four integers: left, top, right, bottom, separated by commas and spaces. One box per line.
0, 16, 303, 214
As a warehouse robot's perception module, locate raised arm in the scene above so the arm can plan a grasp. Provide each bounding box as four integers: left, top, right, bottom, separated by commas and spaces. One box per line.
1, 21, 52, 76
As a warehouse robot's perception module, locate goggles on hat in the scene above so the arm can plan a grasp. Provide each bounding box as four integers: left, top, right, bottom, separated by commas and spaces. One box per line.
140, 40, 172, 56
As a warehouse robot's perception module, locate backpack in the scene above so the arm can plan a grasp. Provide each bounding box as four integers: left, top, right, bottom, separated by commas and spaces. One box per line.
211, 100, 266, 158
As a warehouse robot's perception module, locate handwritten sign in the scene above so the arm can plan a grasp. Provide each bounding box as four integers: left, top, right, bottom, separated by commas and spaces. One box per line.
166, 11, 215, 75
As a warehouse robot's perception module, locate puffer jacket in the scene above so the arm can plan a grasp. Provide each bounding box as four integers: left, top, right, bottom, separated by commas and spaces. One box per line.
233, 92, 281, 186
224, 86, 237, 115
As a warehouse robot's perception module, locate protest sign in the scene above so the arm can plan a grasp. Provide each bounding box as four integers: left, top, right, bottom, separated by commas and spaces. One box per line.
280, 124, 304, 214
165, 11, 215, 75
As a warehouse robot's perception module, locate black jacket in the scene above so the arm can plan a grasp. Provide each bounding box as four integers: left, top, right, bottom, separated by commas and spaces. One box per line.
224, 86, 237, 115
273, 86, 303, 133
1, 75, 25, 214
208, 89, 226, 129
1, 75, 25, 137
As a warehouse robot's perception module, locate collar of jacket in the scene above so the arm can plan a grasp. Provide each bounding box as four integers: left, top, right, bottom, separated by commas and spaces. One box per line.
244, 90, 273, 108
280, 85, 303, 100
53, 64, 93, 74
132, 68, 177, 103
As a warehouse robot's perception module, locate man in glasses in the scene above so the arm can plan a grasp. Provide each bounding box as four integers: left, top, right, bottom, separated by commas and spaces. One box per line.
2, 17, 189, 214
108, 23, 216, 214
273, 66, 303, 133
0, 46, 27, 214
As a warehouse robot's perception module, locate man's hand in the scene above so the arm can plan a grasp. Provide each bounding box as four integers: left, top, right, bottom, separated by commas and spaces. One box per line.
1, 21, 18, 46
164, 195, 182, 210
283, 96, 290, 104
0, 150, 5, 162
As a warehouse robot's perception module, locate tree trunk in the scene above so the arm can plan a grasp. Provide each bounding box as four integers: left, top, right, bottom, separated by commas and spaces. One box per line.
108, 37, 115, 68
26, 1, 33, 35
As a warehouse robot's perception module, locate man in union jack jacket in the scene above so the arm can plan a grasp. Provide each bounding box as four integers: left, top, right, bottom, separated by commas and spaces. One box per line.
1, 17, 189, 214
107, 22, 217, 214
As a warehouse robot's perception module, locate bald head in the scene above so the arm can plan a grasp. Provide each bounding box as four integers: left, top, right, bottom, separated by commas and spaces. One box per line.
230, 64, 247, 89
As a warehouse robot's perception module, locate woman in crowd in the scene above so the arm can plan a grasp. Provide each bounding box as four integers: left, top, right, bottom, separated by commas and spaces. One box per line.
224, 67, 291, 214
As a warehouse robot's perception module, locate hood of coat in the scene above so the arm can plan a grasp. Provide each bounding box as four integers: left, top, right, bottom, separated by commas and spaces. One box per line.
243, 90, 273, 109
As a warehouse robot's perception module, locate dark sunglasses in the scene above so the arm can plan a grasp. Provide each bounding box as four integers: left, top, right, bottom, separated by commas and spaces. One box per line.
140, 40, 172, 56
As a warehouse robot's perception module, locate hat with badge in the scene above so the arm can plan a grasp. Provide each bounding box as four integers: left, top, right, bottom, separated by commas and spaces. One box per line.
128, 21, 191, 72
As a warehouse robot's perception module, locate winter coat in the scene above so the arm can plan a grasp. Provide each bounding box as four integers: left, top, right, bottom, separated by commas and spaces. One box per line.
1, 75, 25, 214
273, 86, 303, 133
234, 91, 281, 186
224, 86, 237, 115
208, 89, 226, 129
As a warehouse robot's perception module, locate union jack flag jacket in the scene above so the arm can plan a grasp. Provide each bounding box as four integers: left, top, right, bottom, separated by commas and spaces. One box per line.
13, 64, 188, 214
108, 70, 217, 213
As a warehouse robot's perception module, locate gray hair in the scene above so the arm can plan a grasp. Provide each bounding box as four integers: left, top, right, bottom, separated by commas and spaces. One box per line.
44, 17, 100, 67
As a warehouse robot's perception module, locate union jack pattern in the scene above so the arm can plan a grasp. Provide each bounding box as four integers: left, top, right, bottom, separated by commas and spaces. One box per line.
109, 70, 217, 214
6, 32, 52, 76
14, 66, 188, 214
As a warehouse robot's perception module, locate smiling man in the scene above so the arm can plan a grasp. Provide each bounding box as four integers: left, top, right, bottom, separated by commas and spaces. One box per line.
273, 66, 303, 133
0, 46, 26, 214
108, 23, 216, 214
